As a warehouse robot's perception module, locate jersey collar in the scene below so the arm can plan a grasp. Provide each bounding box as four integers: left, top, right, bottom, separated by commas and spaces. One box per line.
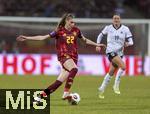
112, 24, 122, 30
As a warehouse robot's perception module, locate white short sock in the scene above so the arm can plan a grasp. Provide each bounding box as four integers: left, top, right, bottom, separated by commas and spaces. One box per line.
114, 68, 124, 87
99, 73, 112, 92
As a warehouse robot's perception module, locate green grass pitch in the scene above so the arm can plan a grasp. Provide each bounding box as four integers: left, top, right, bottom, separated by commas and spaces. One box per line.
0, 75, 150, 114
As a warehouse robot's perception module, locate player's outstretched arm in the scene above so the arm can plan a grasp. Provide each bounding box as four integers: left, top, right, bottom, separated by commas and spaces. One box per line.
96, 32, 104, 52
16, 34, 50, 41
81, 35, 106, 48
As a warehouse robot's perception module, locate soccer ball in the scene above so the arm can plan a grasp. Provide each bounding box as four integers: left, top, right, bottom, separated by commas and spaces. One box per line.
69, 93, 81, 105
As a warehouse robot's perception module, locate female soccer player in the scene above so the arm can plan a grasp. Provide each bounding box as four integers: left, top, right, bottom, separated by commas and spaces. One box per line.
96, 14, 133, 99
17, 13, 105, 103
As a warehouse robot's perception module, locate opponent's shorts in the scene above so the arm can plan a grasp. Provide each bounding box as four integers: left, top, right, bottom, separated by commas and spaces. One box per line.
106, 52, 123, 68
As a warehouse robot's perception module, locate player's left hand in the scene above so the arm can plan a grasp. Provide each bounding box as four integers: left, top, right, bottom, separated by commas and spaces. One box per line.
124, 42, 129, 47
16, 35, 27, 41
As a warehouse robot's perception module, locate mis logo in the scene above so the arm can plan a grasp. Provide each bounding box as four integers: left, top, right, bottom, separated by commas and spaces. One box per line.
0, 89, 50, 114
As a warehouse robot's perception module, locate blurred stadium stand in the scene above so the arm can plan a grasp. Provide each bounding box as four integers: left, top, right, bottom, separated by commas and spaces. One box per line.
0, 0, 149, 55
0, 0, 148, 18
0, 0, 117, 18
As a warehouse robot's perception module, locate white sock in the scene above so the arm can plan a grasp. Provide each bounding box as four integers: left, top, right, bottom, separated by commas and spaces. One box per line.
114, 68, 124, 87
63, 91, 69, 96
99, 73, 112, 92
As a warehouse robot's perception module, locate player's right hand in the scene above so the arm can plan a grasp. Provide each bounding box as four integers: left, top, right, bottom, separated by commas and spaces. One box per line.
16, 35, 27, 41
96, 46, 101, 52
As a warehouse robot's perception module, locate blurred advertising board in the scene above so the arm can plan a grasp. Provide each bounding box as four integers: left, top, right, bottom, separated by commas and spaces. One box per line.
0, 54, 149, 76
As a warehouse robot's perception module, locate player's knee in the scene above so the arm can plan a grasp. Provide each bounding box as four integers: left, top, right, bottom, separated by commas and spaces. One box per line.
122, 67, 126, 71
109, 72, 114, 76
121, 65, 126, 71
70, 68, 78, 74
68, 68, 78, 79
109, 70, 115, 76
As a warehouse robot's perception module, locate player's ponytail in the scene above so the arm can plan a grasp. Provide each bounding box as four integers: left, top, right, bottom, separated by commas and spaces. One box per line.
56, 13, 74, 31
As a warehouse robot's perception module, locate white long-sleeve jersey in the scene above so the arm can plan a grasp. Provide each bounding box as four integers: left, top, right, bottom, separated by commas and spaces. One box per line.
97, 24, 133, 54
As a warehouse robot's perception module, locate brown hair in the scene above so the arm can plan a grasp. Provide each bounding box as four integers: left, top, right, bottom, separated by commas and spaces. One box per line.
56, 13, 74, 31
113, 13, 121, 18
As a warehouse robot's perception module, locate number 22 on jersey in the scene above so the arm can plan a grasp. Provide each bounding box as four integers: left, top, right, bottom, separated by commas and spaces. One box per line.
66, 36, 75, 44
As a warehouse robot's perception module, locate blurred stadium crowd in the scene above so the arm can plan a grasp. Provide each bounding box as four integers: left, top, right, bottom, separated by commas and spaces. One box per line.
0, 0, 148, 54
0, 0, 116, 18
0, 0, 149, 18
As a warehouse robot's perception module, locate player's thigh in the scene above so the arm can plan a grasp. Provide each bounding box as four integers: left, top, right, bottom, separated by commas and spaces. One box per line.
112, 56, 125, 69
109, 63, 117, 76
63, 58, 77, 71
57, 68, 69, 82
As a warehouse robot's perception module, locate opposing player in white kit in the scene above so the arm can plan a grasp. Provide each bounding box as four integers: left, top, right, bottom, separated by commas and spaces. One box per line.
96, 14, 134, 99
